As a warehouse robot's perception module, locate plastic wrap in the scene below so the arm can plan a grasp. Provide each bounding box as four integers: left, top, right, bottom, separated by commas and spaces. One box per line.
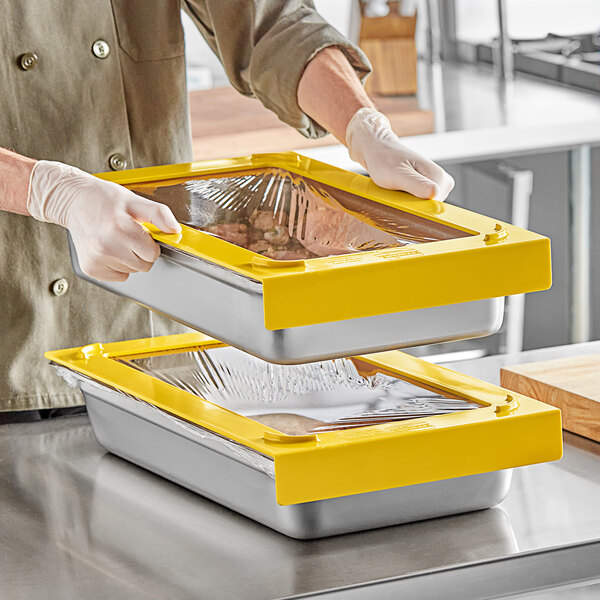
51, 363, 276, 478
51, 347, 480, 476
129, 168, 470, 260
119, 346, 481, 436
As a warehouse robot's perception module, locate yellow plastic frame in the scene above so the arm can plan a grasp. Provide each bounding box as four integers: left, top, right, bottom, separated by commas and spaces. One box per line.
96, 152, 552, 331
46, 333, 563, 506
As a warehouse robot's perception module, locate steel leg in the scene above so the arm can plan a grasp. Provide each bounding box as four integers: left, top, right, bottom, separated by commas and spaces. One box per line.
467, 161, 533, 355
504, 165, 533, 354
495, 0, 514, 80
568, 145, 592, 343
425, 0, 442, 63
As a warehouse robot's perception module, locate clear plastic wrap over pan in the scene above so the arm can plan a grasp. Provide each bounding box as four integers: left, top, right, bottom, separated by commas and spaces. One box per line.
116, 345, 481, 435
63, 153, 556, 363
46, 333, 563, 538
50, 343, 519, 539
129, 167, 468, 260
53, 345, 482, 476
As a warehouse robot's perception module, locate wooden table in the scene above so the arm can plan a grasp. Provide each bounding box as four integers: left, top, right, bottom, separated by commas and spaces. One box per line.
189, 86, 433, 161
500, 354, 600, 443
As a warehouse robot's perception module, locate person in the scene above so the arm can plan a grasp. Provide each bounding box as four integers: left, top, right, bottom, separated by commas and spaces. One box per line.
0, 1, 453, 420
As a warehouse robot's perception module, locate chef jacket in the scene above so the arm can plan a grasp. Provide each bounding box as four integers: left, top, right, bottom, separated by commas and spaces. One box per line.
0, 0, 370, 411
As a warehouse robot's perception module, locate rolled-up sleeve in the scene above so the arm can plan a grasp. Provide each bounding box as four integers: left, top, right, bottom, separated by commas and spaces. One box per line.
183, 0, 371, 138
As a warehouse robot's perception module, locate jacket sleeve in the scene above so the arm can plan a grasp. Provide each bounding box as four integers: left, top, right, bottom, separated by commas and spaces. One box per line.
182, 0, 371, 138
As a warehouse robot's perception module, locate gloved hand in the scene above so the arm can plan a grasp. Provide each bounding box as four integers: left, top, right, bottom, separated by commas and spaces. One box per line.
27, 160, 181, 282
346, 108, 455, 201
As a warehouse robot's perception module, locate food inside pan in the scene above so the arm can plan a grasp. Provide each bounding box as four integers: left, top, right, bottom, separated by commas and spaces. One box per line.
116, 346, 481, 436
129, 168, 471, 260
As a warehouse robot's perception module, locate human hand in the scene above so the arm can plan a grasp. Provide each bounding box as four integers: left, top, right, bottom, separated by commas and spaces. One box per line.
27, 160, 181, 281
346, 108, 455, 201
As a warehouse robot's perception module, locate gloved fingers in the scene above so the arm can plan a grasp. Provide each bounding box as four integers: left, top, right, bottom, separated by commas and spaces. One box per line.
74, 221, 159, 283
106, 247, 156, 274
108, 251, 154, 274
412, 158, 455, 201
345, 108, 455, 202
375, 163, 440, 199
101, 267, 130, 282
77, 254, 131, 282
118, 219, 162, 264
85, 222, 158, 272
125, 195, 181, 234
90, 252, 139, 274
130, 250, 155, 272
82, 267, 129, 282
435, 174, 455, 202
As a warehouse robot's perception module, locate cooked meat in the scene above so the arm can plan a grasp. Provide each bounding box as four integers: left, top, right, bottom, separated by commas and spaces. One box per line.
205, 223, 249, 247
248, 240, 272, 254
251, 210, 279, 231
264, 225, 290, 245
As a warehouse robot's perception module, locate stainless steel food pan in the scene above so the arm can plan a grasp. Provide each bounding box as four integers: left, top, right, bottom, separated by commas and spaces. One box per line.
79, 378, 512, 540
68, 236, 504, 364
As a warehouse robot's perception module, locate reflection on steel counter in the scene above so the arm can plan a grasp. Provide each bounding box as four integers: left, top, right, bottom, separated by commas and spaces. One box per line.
5, 418, 518, 599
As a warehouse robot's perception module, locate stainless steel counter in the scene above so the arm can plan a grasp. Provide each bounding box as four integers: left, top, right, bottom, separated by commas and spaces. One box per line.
2, 343, 600, 599
503, 580, 600, 600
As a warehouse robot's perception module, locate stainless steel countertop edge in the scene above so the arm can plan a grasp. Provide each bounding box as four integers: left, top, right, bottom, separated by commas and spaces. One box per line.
281, 538, 600, 600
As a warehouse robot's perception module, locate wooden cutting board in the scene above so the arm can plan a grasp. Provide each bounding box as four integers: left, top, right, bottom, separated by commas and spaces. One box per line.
500, 354, 600, 442
189, 86, 434, 161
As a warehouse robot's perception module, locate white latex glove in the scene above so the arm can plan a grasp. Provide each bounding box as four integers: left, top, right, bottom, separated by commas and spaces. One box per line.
346, 108, 455, 201
27, 160, 181, 282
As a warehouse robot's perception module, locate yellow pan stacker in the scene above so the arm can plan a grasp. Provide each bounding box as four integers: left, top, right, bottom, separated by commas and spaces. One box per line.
48, 153, 561, 538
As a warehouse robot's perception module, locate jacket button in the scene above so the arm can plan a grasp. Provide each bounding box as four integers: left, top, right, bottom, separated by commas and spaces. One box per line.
92, 40, 110, 59
51, 278, 69, 297
18, 52, 38, 71
109, 153, 127, 171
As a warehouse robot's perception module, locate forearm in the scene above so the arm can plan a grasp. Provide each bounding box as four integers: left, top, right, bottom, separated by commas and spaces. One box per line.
0, 148, 36, 215
297, 46, 375, 144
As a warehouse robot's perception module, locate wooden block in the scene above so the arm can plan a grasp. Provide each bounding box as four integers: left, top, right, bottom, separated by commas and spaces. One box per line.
500, 354, 600, 442
189, 87, 433, 161
360, 14, 417, 40
361, 38, 418, 96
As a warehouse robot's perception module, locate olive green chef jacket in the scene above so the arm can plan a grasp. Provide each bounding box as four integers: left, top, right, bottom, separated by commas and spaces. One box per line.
0, 0, 370, 411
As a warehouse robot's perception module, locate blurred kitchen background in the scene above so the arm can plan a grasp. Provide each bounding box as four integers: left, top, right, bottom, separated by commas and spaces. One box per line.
181, 0, 600, 362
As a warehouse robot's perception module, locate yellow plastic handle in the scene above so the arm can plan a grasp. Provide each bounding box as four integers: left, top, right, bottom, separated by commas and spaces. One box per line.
78, 343, 106, 360
263, 431, 317, 444
495, 394, 520, 416
484, 224, 509, 244
251, 255, 306, 270
140, 222, 183, 245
